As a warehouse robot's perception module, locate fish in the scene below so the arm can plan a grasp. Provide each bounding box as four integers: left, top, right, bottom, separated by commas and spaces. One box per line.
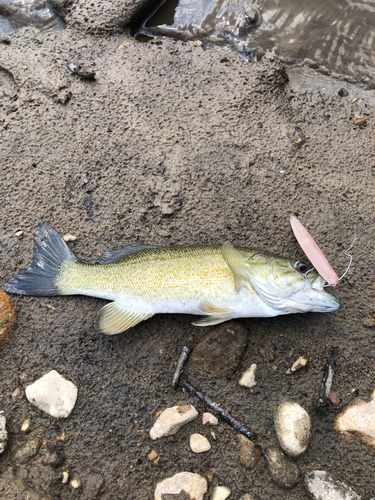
2, 223, 340, 335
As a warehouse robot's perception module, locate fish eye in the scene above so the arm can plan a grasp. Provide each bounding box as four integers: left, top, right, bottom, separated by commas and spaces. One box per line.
293, 261, 307, 273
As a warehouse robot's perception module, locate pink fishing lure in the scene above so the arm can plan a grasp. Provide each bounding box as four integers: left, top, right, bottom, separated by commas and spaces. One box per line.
290, 215, 339, 285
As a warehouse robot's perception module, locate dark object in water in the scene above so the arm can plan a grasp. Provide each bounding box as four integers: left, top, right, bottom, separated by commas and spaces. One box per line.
0, 0, 65, 36
183, 380, 256, 439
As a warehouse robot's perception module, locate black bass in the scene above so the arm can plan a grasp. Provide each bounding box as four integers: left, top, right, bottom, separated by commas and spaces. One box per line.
2, 223, 340, 334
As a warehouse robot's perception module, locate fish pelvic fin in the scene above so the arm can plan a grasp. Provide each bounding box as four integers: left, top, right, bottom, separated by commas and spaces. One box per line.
96, 302, 154, 335
2, 223, 78, 296
221, 241, 251, 292
192, 315, 231, 327
198, 300, 232, 315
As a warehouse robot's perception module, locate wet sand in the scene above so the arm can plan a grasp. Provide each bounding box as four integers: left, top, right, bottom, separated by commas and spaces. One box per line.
0, 25, 375, 499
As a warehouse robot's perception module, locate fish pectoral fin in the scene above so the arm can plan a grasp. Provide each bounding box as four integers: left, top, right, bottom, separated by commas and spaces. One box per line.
198, 300, 232, 315
221, 241, 250, 292
96, 302, 153, 335
192, 315, 231, 327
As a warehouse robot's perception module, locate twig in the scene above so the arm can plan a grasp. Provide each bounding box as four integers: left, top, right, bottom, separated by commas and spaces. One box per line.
172, 345, 191, 388
182, 381, 256, 440
317, 348, 338, 408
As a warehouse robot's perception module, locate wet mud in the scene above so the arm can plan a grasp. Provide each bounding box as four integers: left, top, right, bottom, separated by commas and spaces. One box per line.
0, 25, 375, 499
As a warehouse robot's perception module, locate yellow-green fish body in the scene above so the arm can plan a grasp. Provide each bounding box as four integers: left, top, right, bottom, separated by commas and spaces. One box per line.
3, 224, 340, 334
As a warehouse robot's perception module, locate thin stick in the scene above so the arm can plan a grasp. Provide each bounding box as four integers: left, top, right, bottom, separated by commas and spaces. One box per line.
172, 346, 191, 388
182, 381, 256, 440
317, 349, 338, 408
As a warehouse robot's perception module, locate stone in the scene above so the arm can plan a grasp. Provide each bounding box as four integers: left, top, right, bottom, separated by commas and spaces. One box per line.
265, 446, 300, 489
25, 370, 78, 418
39, 442, 64, 467
147, 449, 161, 465
236, 434, 261, 469
188, 321, 248, 378
70, 477, 82, 489
334, 387, 375, 447
239, 364, 257, 389
154, 472, 207, 500
15, 230, 23, 239
203, 412, 218, 426
21, 418, 31, 433
286, 356, 309, 374
13, 438, 41, 464
0, 290, 18, 349
274, 402, 311, 457
211, 486, 231, 500
190, 433, 211, 453
0, 411, 7, 454
62, 234, 77, 242
304, 470, 361, 500
61, 471, 69, 484
238, 496, 260, 500
150, 405, 198, 440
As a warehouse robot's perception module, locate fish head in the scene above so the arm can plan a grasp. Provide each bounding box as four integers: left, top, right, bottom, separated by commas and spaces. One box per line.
245, 252, 340, 314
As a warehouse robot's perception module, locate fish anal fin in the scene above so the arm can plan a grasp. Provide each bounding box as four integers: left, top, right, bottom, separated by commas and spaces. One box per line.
99, 244, 160, 264
96, 302, 153, 335
199, 300, 232, 315
192, 315, 231, 327
221, 241, 250, 292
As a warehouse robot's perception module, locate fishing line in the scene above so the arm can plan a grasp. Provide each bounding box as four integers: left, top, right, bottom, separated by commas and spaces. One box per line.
303, 225, 375, 287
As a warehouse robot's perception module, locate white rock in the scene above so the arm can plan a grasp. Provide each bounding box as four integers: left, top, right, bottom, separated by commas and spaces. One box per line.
239, 364, 257, 389
0, 411, 7, 454
275, 402, 311, 457
154, 471, 207, 500
286, 355, 309, 374
335, 388, 375, 447
202, 412, 218, 426
305, 470, 361, 500
25, 370, 78, 418
70, 477, 82, 489
211, 486, 231, 500
190, 433, 211, 453
21, 418, 31, 433
62, 471, 69, 484
150, 404, 198, 440
63, 234, 77, 242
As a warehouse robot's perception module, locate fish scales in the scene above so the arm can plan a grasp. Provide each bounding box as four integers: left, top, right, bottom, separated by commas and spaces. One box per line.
57, 246, 259, 301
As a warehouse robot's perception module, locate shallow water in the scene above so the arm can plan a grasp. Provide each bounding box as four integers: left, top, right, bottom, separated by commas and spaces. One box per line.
0, 0, 65, 35
138, 0, 375, 90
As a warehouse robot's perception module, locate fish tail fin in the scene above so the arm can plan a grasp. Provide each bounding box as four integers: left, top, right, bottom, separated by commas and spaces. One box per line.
2, 223, 78, 296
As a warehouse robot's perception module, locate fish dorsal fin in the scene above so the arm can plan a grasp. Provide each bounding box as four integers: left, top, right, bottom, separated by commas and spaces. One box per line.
199, 300, 232, 315
99, 244, 160, 264
192, 315, 231, 327
96, 302, 153, 334
221, 241, 250, 292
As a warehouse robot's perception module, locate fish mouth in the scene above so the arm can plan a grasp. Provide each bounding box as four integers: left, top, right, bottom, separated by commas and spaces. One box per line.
302, 276, 341, 313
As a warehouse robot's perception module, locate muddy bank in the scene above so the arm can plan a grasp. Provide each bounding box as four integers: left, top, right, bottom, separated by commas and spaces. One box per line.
0, 26, 375, 499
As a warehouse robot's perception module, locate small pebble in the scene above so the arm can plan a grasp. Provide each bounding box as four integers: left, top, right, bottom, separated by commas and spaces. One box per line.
330, 391, 341, 407
62, 471, 69, 484
70, 477, 82, 489
305, 470, 360, 500
211, 486, 231, 500
203, 412, 218, 426
363, 317, 375, 328
0, 290, 18, 349
236, 434, 261, 469
25, 370, 78, 418
275, 402, 311, 457
15, 230, 23, 239
238, 495, 260, 500
239, 364, 257, 389
63, 234, 77, 242
147, 449, 161, 465
13, 438, 41, 464
190, 433, 211, 453
12, 387, 23, 401
286, 356, 309, 375
154, 472, 207, 500
0, 412, 7, 454
335, 387, 375, 447
21, 418, 31, 433
39, 442, 64, 467
150, 404, 198, 440
265, 446, 300, 489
